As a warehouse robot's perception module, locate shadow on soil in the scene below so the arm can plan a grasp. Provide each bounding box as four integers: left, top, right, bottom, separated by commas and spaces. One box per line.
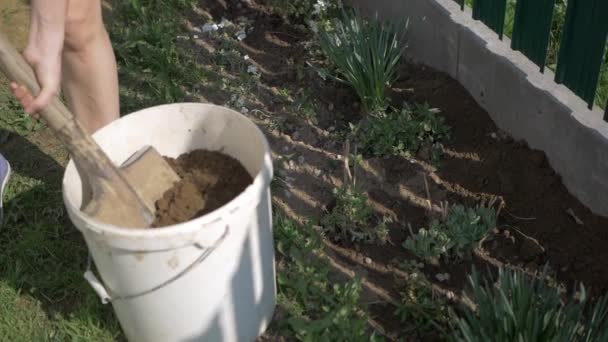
179, 0, 608, 339
175, 1, 508, 338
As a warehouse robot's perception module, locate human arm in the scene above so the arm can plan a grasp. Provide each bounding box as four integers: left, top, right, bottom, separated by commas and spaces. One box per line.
11, 0, 69, 114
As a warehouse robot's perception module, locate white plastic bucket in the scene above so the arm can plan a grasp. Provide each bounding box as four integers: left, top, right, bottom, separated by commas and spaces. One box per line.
62, 103, 276, 342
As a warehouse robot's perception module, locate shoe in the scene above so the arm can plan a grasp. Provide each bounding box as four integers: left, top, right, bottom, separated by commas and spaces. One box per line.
0, 153, 11, 226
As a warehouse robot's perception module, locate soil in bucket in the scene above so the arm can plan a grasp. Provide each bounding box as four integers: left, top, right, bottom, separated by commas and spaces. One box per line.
151, 149, 253, 228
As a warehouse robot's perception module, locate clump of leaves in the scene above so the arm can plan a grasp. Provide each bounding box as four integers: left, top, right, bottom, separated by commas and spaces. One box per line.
321, 142, 390, 245
274, 213, 381, 341
451, 266, 608, 342
395, 260, 451, 337
359, 103, 450, 164
321, 185, 390, 245
404, 201, 499, 264
318, 7, 408, 113
0, 94, 44, 136
264, 0, 341, 26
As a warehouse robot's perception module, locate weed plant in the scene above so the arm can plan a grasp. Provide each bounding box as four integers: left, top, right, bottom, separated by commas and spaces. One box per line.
358, 103, 450, 164
395, 261, 450, 337
321, 185, 390, 245
321, 143, 391, 245
274, 214, 382, 341
404, 202, 498, 264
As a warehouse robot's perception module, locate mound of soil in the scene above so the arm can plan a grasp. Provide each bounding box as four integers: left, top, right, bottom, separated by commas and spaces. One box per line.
151, 149, 253, 227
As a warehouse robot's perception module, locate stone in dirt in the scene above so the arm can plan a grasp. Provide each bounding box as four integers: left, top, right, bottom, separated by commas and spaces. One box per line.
151, 149, 253, 227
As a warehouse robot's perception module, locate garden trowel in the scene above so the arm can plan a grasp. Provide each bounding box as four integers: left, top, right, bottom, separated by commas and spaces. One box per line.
0, 32, 180, 229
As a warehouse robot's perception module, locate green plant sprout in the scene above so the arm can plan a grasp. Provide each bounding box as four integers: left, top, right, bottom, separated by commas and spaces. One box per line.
318, 7, 408, 114
395, 260, 450, 337
404, 200, 499, 264
321, 185, 391, 245
274, 213, 381, 341
359, 103, 451, 164
321, 141, 391, 245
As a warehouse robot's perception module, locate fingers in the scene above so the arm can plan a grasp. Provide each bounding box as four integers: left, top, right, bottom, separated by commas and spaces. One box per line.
9, 82, 41, 119
28, 85, 56, 115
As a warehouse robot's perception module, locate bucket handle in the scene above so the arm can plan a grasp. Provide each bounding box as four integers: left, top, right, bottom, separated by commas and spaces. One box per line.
84, 225, 230, 304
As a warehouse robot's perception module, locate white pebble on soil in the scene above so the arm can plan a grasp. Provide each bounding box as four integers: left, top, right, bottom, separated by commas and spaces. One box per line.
435, 273, 450, 282
201, 23, 219, 33
218, 18, 233, 28
236, 30, 247, 41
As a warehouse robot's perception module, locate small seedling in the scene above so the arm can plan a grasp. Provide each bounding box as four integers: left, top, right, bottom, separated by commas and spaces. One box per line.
451, 266, 608, 341
404, 200, 499, 264
293, 88, 318, 123
274, 213, 379, 340
403, 223, 450, 265
321, 141, 390, 245
359, 103, 450, 165
394, 260, 451, 337
321, 185, 390, 245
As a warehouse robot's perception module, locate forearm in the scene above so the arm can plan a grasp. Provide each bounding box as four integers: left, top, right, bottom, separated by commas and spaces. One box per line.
28, 0, 69, 54
12, 0, 70, 114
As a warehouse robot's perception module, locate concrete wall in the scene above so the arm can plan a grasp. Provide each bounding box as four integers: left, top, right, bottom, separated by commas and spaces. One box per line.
347, 0, 608, 218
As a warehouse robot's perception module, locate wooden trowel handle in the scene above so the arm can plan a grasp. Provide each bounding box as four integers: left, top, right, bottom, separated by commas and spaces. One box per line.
0, 31, 85, 138
0, 31, 155, 227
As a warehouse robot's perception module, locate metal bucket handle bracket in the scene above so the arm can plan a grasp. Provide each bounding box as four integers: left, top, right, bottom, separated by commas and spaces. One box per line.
84, 224, 230, 304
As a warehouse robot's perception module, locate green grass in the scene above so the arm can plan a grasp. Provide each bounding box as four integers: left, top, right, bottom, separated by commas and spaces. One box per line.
108, 0, 208, 113
0, 82, 123, 340
0, 0, 210, 339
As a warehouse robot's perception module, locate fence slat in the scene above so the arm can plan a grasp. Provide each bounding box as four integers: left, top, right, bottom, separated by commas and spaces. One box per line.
454, 0, 464, 10
510, 0, 555, 72
472, 0, 507, 39
555, 0, 608, 109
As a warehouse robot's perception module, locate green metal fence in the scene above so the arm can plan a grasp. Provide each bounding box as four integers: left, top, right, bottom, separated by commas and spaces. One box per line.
455, 0, 608, 119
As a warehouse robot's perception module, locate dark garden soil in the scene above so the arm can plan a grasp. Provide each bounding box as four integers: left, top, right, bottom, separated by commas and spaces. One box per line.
177, 0, 608, 339
152, 149, 252, 227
